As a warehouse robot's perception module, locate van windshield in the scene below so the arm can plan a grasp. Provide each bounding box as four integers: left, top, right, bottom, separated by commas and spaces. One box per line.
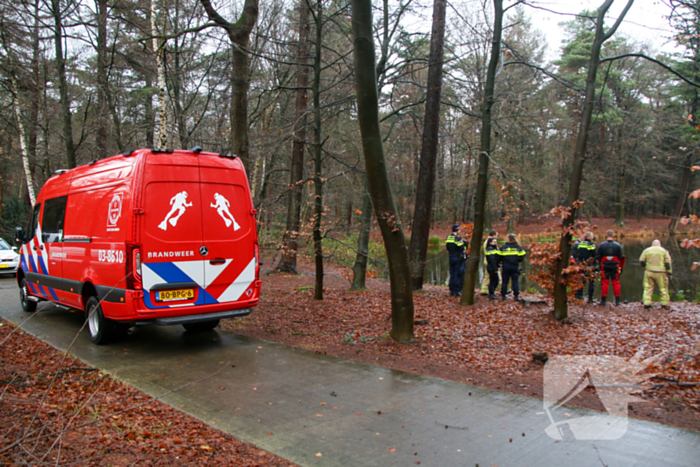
0, 239, 10, 250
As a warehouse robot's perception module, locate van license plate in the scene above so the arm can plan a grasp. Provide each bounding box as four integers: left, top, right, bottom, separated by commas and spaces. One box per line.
0, 264, 8, 268
156, 289, 194, 302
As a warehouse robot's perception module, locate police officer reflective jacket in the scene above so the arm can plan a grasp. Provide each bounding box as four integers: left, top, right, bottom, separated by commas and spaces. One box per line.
445, 233, 466, 259
499, 242, 526, 266
575, 239, 596, 263
485, 242, 501, 272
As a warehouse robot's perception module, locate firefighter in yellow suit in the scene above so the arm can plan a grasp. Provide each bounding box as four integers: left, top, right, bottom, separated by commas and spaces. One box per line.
639, 239, 672, 308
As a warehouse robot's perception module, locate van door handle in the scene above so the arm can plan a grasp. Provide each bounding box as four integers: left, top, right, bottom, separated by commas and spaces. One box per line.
209, 258, 226, 265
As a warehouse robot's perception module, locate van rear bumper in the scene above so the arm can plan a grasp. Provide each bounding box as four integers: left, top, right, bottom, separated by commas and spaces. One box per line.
140, 308, 251, 326
100, 289, 258, 322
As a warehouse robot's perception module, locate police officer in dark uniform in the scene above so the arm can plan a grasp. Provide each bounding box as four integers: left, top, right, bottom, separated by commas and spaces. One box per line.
574, 231, 596, 303
445, 224, 467, 296
596, 229, 624, 306
499, 233, 526, 301
484, 237, 501, 300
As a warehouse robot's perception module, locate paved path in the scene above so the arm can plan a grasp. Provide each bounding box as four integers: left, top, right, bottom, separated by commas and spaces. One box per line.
1, 277, 698, 466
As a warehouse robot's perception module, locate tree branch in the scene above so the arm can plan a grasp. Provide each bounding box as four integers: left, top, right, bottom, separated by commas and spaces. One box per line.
600, 53, 700, 88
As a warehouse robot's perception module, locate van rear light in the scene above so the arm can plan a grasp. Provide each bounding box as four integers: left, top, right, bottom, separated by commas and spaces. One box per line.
254, 244, 259, 273
135, 250, 142, 278
126, 244, 142, 290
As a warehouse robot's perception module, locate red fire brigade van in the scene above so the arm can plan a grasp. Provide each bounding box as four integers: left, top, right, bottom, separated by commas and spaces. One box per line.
15, 148, 261, 344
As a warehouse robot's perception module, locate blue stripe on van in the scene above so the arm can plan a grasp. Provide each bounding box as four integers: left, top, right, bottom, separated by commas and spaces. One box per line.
37, 256, 49, 275
47, 287, 59, 301
147, 261, 196, 284
143, 262, 218, 309
28, 255, 37, 274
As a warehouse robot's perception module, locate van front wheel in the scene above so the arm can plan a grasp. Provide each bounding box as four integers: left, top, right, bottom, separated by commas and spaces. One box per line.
86, 296, 124, 345
19, 279, 37, 313
183, 319, 220, 332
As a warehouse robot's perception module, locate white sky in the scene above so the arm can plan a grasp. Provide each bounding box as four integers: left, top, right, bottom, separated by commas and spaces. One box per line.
525, 0, 681, 60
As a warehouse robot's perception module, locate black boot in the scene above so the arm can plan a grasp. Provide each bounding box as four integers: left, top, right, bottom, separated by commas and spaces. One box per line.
488, 294, 497, 300
615, 297, 620, 307
587, 295, 594, 304
600, 297, 606, 306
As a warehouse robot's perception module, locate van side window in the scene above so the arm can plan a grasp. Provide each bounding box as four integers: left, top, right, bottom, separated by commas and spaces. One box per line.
27, 203, 42, 242
42, 196, 68, 243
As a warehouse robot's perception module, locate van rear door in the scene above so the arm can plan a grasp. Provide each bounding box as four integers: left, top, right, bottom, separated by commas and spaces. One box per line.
141, 151, 206, 309
198, 155, 257, 304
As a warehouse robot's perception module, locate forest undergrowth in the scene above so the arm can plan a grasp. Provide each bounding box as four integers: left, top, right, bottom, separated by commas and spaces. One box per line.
0, 320, 296, 466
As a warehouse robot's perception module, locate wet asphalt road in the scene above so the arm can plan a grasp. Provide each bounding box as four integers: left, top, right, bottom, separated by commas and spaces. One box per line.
1, 276, 699, 466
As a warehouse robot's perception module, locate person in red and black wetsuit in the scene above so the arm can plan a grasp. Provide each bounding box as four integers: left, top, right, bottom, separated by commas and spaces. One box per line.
596, 229, 624, 306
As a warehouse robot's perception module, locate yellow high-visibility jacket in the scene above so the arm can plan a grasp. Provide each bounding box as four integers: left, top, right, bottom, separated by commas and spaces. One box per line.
639, 245, 672, 274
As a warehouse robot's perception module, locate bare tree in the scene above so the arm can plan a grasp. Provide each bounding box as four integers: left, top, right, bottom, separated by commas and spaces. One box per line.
278, 0, 311, 274
200, 0, 259, 172
311, 0, 324, 299
461, 0, 504, 306
552, 0, 634, 320
408, 0, 446, 290
50, 0, 76, 168
351, 0, 414, 342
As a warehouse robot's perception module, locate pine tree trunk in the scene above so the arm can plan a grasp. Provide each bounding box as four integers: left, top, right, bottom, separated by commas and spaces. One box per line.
408, 0, 447, 290
51, 0, 76, 168
352, 0, 414, 342
200, 0, 258, 173
312, 0, 324, 300
351, 178, 373, 290
28, 0, 41, 180
669, 153, 693, 233
461, 0, 503, 306
615, 165, 625, 226
278, 1, 310, 273
96, 0, 109, 158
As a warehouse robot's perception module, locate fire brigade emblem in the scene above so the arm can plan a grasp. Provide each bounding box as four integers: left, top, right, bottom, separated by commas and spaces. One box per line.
107, 193, 123, 227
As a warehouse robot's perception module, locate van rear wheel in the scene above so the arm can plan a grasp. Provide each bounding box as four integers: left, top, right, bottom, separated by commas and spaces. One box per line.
182, 319, 220, 332
19, 278, 37, 313
86, 296, 126, 344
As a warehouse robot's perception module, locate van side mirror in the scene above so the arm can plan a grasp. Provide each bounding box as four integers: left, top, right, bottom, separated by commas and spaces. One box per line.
15, 226, 25, 244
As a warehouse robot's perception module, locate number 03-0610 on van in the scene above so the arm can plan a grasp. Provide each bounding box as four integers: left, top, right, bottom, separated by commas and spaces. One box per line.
15, 148, 261, 344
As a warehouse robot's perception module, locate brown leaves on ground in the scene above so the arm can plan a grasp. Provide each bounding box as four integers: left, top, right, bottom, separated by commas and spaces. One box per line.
225, 258, 700, 431
0, 322, 296, 467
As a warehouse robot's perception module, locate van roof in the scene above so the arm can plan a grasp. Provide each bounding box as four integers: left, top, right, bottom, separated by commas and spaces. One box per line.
46, 148, 241, 183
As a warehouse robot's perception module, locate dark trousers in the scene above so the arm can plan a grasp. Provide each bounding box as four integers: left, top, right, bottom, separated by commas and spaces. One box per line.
487, 268, 499, 295
449, 257, 465, 295
575, 275, 595, 300
502, 265, 520, 299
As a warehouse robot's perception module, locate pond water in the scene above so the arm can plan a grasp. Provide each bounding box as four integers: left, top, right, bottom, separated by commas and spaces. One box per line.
422, 238, 700, 303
